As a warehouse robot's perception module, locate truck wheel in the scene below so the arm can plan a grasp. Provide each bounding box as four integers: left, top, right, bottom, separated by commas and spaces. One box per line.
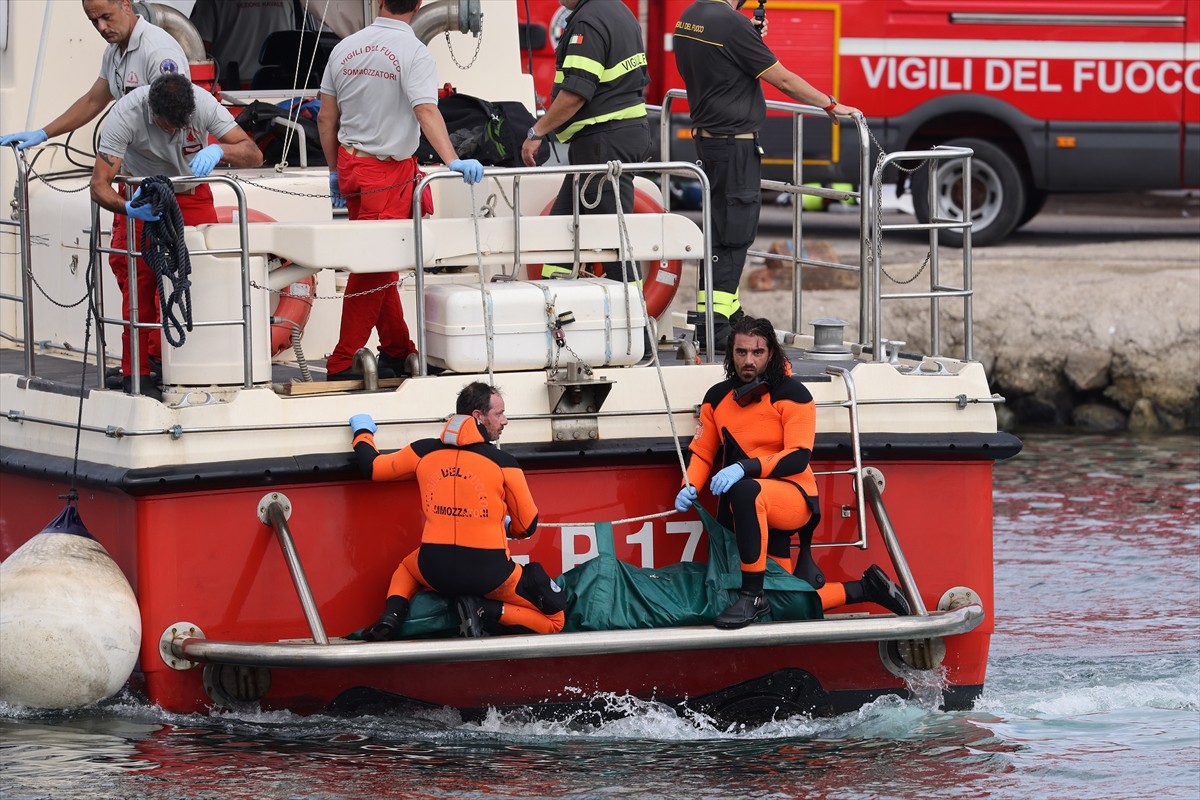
1018, 185, 1049, 228
911, 137, 1025, 247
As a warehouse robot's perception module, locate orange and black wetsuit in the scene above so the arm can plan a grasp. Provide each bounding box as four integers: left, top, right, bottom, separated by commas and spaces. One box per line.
685, 375, 819, 581
353, 415, 565, 634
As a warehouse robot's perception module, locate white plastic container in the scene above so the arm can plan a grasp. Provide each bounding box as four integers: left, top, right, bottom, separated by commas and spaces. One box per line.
162, 230, 273, 387
424, 279, 647, 372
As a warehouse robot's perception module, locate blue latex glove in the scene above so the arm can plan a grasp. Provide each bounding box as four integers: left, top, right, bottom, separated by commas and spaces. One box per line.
0, 129, 48, 151
504, 515, 512, 535
328, 171, 345, 209
674, 485, 698, 513
449, 158, 484, 185
188, 143, 224, 177
710, 463, 745, 495
124, 188, 160, 222
349, 413, 377, 434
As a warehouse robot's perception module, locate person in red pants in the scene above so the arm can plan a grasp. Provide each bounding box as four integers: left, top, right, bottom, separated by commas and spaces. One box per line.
89, 73, 262, 397
317, 0, 483, 382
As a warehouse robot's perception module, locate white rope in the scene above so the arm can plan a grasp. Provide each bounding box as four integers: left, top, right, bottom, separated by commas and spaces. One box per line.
466, 182, 495, 386
273, 0, 326, 170
539, 509, 679, 528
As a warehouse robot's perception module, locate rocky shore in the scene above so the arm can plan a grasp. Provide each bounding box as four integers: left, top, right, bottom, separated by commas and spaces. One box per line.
667, 192, 1200, 432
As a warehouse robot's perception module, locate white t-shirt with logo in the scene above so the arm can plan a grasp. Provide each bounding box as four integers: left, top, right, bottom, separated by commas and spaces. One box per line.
99, 17, 190, 99
319, 18, 437, 160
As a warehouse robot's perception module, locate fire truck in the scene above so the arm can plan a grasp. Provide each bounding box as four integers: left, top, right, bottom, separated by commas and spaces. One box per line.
519, 0, 1200, 246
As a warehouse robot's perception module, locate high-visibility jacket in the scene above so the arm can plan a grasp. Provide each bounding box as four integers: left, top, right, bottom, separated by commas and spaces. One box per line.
550, 0, 649, 142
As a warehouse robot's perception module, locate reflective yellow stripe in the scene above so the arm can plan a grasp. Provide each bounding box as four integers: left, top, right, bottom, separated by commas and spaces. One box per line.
558, 103, 647, 142
560, 52, 647, 83
562, 54, 604, 78
541, 264, 572, 278
696, 290, 740, 318
600, 52, 647, 82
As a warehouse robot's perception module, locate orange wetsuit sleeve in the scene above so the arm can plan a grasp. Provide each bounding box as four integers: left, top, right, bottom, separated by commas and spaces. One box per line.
685, 397, 720, 489
368, 444, 422, 482
502, 465, 540, 538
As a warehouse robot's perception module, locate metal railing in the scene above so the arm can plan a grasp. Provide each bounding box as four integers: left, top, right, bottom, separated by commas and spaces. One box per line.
408, 160, 714, 375
0, 148, 35, 376
657, 90, 974, 363
94, 174, 258, 390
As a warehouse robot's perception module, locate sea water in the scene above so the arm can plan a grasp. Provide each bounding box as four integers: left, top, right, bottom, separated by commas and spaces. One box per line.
2, 433, 1197, 800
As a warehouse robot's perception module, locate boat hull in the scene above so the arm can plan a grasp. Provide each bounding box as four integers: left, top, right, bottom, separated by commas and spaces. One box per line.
0, 438, 1000, 718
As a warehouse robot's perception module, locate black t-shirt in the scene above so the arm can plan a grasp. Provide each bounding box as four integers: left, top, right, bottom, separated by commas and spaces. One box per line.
673, 0, 779, 134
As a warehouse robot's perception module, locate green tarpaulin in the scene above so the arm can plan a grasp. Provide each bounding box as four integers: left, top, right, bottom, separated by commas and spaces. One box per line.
348, 504, 822, 639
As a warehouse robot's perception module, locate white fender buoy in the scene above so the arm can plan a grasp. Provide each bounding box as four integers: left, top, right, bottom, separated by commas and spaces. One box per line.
0, 506, 141, 709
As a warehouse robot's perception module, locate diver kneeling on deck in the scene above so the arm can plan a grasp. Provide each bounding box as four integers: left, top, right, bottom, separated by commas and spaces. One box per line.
350, 381, 566, 639
675, 315, 911, 629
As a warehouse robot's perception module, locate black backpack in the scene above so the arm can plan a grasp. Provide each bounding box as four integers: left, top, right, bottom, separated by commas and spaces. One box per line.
416, 92, 548, 167
234, 100, 327, 167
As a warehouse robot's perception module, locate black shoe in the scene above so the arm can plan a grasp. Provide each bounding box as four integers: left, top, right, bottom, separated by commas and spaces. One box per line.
121, 375, 162, 401
376, 351, 418, 377
861, 564, 911, 616
327, 365, 397, 381
455, 596, 487, 638
361, 611, 405, 642
714, 590, 771, 629
695, 317, 733, 354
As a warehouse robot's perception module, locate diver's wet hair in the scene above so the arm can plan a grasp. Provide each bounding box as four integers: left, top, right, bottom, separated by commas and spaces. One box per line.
724, 315, 788, 385
148, 73, 195, 130
457, 381, 501, 416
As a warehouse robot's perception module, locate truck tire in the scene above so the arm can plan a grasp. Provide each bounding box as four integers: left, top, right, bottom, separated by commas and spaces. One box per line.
911, 137, 1026, 247
1018, 185, 1049, 228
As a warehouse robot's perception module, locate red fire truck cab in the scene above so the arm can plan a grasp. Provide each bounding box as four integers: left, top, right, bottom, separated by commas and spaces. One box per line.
518, 0, 1199, 246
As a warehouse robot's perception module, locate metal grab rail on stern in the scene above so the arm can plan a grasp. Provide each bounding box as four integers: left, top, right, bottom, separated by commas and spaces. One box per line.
815, 365, 928, 616
170, 605, 984, 669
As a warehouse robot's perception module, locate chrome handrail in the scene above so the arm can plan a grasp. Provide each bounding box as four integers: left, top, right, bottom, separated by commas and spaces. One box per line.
173, 603, 984, 669
0, 146, 36, 376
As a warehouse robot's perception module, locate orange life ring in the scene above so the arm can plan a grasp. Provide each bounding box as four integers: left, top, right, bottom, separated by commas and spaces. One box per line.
214, 206, 314, 357
527, 187, 683, 318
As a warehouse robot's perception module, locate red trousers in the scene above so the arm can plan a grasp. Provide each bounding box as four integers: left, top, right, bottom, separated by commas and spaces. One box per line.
109, 184, 217, 377
326, 149, 418, 374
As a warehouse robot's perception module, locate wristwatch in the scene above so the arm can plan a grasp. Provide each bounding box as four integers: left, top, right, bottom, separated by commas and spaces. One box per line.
527, 126, 545, 141
823, 95, 838, 112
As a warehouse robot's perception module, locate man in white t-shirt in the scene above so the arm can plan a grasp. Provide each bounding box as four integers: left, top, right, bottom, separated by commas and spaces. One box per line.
0, 0, 190, 151
190, 0, 300, 88
90, 74, 263, 397
316, 0, 482, 382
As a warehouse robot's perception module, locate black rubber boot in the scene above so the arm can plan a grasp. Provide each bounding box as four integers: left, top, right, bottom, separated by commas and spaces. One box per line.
455, 595, 486, 638
361, 596, 410, 641
714, 590, 771, 629
860, 565, 911, 616
792, 518, 826, 590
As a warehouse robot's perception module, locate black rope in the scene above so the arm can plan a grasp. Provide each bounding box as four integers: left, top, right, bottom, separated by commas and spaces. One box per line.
62, 218, 109, 508
133, 176, 193, 347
